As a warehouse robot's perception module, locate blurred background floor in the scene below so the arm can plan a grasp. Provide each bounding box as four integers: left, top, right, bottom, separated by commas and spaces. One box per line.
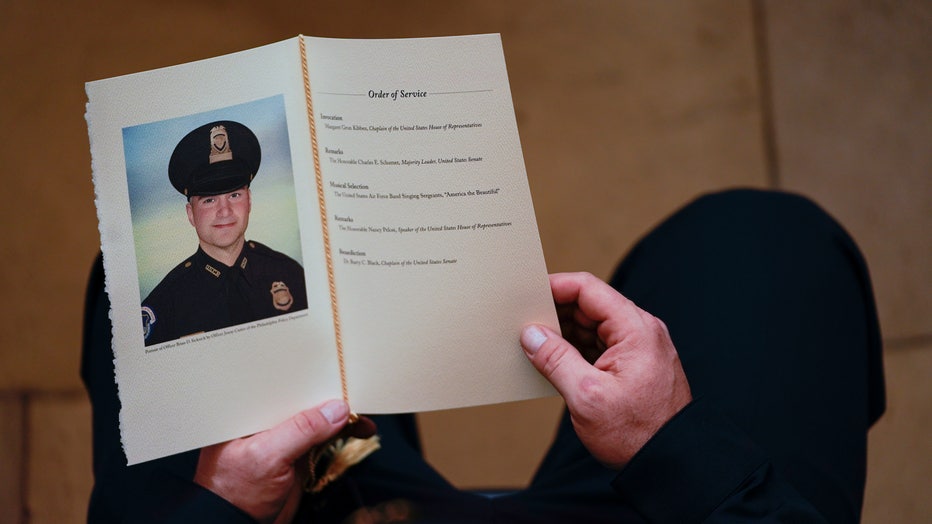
0, 1, 928, 522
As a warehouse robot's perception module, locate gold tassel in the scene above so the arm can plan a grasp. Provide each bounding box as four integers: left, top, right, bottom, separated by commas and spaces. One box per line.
305, 435, 381, 493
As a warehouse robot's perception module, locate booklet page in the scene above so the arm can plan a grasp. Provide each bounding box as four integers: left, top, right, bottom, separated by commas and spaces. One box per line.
306, 35, 558, 412
87, 38, 342, 464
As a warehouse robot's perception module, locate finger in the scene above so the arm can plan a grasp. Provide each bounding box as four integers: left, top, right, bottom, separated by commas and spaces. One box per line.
251, 399, 350, 463
550, 272, 606, 309
521, 324, 600, 404
551, 274, 614, 354
550, 272, 643, 318
550, 272, 652, 348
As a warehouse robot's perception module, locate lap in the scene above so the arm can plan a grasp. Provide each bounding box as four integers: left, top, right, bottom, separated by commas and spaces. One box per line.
607, 188, 884, 521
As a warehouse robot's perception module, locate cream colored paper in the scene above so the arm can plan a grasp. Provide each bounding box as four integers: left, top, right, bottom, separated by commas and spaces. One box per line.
87, 35, 556, 465
305, 35, 557, 412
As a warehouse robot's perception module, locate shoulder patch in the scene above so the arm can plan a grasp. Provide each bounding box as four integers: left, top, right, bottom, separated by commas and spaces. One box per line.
142, 306, 156, 341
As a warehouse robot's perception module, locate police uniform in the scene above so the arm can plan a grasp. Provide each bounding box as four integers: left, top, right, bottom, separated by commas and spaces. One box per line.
142, 241, 307, 345
141, 120, 307, 346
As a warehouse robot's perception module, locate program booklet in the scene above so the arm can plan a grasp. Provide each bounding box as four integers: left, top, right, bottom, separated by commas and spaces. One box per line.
87, 34, 558, 464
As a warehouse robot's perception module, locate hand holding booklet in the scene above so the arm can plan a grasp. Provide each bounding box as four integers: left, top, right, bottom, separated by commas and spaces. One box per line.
87, 34, 558, 464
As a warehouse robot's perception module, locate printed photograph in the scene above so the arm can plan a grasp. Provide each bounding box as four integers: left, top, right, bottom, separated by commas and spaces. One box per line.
123, 95, 308, 346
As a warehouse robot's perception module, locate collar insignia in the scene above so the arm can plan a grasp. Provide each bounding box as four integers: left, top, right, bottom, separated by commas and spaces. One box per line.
205, 264, 221, 277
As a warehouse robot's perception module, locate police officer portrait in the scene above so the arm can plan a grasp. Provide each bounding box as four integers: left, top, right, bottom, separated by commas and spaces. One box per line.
123, 96, 308, 346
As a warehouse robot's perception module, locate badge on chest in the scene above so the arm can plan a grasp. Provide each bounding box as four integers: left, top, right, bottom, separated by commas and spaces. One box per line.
270, 281, 294, 311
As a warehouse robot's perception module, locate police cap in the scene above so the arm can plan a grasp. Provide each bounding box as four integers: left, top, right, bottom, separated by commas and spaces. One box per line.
168, 120, 261, 197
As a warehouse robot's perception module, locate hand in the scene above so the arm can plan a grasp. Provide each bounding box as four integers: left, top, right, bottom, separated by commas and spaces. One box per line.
193, 399, 375, 524
521, 272, 692, 469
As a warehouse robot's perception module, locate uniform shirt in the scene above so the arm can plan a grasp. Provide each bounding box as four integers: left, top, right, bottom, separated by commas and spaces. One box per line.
141, 241, 307, 346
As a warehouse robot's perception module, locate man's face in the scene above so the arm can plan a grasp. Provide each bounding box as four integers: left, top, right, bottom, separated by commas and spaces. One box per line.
186, 187, 251, 253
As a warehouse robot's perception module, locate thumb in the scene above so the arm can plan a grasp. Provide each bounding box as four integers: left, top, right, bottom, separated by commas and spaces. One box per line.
521, 324, 599, 402
253, 399, 350, 463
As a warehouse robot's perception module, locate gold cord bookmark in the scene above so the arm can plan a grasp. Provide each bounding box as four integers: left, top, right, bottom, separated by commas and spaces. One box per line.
300, 36, 379, 493
300, 35, 349, 405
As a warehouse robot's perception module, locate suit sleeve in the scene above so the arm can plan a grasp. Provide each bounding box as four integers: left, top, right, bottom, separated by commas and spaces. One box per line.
81, 254, 257, 524
611, 398, 828, 523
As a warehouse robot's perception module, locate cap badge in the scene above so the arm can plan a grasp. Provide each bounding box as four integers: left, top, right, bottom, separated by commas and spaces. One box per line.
209, 125, 233, 164
270, 281, 294, 311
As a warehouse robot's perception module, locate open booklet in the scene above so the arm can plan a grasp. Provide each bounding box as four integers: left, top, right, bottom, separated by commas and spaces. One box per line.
87, 34, 558, 464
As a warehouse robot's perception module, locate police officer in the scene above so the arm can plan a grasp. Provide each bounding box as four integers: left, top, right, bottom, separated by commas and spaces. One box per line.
141, 120, 307, 346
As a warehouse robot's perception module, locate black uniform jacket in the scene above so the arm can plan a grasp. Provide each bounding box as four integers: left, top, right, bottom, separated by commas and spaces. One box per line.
141, 241, 307, 346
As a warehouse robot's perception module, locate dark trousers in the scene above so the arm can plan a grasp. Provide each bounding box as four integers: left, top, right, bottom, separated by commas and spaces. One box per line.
303, 189, 884, 523
608, 189, 884, 521
85, 189, 884, 523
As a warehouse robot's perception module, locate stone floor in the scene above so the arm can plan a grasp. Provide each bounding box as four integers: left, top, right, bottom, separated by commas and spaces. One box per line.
1, 1, 929, 522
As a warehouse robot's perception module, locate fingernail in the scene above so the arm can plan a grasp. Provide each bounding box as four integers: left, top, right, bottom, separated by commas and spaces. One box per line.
521, 325, 548, 355
321, 399, 349, 424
